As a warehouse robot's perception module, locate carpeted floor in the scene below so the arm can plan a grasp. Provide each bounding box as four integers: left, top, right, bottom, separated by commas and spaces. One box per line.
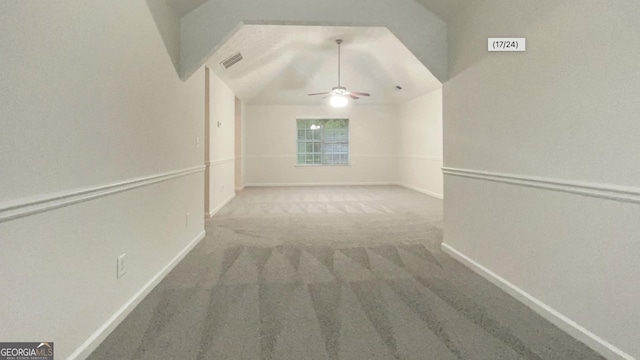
88, 186, 603, 360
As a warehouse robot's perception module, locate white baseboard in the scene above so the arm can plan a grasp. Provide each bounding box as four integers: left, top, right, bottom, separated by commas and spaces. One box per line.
441, 243, 635, 360
235, 186, 245, 192
207, 193, 236, 218
69, 230, 206, 360
244, 182, 395, 187
398, 183, 444, 199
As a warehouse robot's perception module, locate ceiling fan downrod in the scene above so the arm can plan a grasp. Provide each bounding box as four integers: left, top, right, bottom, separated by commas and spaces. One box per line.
336, 39, 342, 88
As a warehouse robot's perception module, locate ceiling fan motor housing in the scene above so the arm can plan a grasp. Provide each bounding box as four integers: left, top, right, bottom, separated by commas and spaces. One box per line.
332, 86, 348, 94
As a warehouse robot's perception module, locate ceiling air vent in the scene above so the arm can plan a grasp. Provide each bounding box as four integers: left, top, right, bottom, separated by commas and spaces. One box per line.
220, 52, 243, 69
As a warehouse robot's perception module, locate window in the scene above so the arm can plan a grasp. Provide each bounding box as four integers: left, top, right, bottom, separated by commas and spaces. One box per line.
297, 119, 349, 165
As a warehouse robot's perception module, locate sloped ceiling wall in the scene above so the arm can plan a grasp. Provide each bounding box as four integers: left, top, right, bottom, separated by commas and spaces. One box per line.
206, 25, 441, 105
149, 0, 448, 83
181, 0, 447, 82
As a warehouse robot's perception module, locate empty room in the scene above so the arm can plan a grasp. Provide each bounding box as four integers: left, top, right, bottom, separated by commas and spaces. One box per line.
1, 1, 638, 360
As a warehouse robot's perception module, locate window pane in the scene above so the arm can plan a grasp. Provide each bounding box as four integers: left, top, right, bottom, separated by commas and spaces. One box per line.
297, 118, 349, 165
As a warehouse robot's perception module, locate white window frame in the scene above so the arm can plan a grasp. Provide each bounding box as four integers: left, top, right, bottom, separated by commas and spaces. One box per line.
296, 118, 350, 166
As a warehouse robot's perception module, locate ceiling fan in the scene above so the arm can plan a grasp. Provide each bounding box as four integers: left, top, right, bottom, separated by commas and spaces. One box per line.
308, 39, 370, 107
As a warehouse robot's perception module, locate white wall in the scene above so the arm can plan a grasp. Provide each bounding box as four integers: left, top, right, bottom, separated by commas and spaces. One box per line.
207, 69, 237, 216
443, 1, 640, 359
398, 89, 443, 198
244, 104, 398, 186
0, 2, 205, 359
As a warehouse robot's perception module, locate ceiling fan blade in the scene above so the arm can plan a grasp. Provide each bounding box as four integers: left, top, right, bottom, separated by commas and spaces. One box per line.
308, 41, 371, 102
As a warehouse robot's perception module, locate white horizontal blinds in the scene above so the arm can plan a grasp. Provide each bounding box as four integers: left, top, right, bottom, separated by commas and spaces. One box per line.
297, 119, 349, 165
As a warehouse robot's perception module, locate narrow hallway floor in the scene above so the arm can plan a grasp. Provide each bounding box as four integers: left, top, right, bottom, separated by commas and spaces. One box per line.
88, 186, 603, 360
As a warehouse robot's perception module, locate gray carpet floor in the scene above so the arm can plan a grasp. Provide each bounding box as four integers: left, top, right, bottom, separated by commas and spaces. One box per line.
88, 186, 603, 360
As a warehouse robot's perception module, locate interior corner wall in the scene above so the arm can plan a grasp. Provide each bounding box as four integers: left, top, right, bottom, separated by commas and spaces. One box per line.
242, 100, 247, 189
236, 98, 247, 191
443, 1, 640, 359
244, 104, 398, 186
207, 69, 236, 215
0, 2, 205, 359
144, 0, 181, 73
397, 89, 443, 198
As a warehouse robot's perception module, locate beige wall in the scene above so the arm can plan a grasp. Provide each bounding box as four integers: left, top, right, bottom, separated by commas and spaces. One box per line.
398, 89, 443, 198
207, 69, 237, 216
244, 104, 398, 186
0, 2, 205, 359
443, 1, 640, 358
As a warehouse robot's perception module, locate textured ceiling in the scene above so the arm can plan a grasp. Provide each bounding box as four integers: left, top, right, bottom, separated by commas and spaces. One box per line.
206, 25, 441, 105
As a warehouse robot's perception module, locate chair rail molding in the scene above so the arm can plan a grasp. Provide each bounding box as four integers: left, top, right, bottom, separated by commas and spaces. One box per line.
0, 166, 205, 223
206, 158, 236, 166
442, 167, 640, 205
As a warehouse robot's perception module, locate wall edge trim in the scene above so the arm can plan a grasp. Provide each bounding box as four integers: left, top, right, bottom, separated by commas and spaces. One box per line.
244, 182, 395, 187
69, 230, 207, 360
398, 183, 443, 199
206, 158, 235, 166
208, 193, 236, 218
441, 243, 635, 360
442, 167, 640, 204
0, 166, 206, 224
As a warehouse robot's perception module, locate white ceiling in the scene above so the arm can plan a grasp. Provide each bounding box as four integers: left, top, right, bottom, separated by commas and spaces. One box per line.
206, 25, 441, 105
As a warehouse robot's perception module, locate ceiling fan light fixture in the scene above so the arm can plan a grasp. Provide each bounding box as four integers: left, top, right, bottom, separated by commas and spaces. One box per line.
308, 39, 370, 104
330, 94, 349, 108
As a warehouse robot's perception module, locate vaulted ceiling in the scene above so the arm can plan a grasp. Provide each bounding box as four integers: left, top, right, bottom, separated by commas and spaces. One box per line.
206, 25, 440, 105
158, 0, 468, 105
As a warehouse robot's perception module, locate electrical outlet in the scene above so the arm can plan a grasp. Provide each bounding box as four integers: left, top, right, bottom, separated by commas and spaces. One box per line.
117, 254, 127, 279
185, 211, 190, 227
196, 136, 200, 149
